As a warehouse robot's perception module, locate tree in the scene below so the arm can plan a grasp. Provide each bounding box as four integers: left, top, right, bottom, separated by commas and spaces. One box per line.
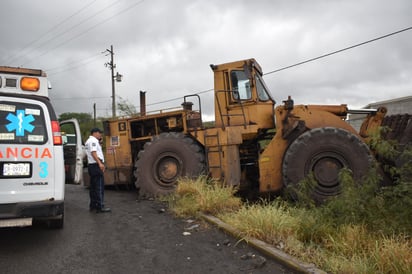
117, 96, 138, 116
58, 112, 93, 124
59, 112, 98, 142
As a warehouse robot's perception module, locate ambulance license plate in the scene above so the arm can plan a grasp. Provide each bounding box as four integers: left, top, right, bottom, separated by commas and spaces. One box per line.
3, 163, 30, 176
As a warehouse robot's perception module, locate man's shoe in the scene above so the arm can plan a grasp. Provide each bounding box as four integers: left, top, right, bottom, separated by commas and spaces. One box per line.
96, 207, 111, 213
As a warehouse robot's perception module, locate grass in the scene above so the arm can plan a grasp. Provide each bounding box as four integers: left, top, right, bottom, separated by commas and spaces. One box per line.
165, 176, 242, 218
165, 135, 412, 273
166, 159, 412, 274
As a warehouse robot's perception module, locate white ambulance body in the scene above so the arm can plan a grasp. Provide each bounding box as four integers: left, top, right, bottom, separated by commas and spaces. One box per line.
0, 66, 64, 228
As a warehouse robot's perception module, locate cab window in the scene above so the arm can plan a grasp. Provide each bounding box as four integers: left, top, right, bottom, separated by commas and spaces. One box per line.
255, 74, 271, 101
231, 70, 251, 100
0, 101, 47, 144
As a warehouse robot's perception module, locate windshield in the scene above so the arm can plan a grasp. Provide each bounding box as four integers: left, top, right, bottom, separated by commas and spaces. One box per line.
255, 74, 272, 102
231, 70, 251, 100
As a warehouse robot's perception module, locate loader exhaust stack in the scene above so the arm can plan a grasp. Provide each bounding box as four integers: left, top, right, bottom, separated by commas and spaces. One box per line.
140, 90, 146, 116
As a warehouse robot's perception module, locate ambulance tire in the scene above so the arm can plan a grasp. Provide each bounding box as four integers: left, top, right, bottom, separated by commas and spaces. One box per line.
46, 213, 64, 229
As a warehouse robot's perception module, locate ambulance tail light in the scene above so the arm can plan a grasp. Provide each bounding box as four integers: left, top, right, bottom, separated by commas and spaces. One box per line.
21, 77, 40, 91
51, 121, 62, 145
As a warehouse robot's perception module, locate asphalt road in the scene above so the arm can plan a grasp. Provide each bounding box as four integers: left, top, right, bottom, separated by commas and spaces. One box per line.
0, 184, 296, 274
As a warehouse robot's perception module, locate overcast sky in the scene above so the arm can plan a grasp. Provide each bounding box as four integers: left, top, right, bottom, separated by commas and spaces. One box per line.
1, 0, 411, 120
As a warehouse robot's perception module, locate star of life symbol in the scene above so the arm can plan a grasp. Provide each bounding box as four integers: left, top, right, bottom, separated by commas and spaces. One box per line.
6, 109, 35, 136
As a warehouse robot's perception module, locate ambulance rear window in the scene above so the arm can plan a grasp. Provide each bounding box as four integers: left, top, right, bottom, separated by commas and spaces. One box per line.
0, 101, 48, 144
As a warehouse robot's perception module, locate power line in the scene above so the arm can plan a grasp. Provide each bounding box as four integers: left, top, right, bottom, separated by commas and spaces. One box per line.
21, 1, 129, 66
144, 88, 213, 107
147, 26, 412, 107
52, 25, 412, 110
3, 0, 99, 65
51, 88, 212, 105
20, 1, 123, 65
263, 26, 412, 76
52, 96, 109, 101
46, 53, 105, 76
22, 0, 145, 66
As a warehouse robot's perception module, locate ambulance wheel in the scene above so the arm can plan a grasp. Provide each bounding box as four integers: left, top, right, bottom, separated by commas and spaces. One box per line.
47, 213, 64, 229
282, 127, 373, 203
135, 132, 205, 197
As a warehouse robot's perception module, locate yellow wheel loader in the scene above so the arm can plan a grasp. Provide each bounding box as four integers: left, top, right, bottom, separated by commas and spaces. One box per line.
101, 59, 410, 201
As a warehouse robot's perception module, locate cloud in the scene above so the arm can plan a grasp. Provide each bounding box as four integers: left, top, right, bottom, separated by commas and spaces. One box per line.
0, 0, 411, 118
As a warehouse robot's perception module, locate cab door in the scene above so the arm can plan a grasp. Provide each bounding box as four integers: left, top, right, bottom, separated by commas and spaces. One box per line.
60, 119, 85, 184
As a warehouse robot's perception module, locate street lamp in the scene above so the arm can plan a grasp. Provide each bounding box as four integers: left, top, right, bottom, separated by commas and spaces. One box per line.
115, 72, 123, 82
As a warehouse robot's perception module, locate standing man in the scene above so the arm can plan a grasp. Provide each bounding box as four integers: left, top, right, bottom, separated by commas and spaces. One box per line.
85, 128, 111, 213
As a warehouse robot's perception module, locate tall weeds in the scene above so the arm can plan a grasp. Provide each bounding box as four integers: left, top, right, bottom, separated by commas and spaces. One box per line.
167, 133, 412, 273
167, 176, 242, 217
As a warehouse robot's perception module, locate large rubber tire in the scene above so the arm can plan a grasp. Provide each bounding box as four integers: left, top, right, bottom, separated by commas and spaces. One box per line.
134, 132, 205, 196
282, 127, 373, 202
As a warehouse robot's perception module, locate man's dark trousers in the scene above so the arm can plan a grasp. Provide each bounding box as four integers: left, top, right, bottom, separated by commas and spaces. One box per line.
88, 163, 104, 210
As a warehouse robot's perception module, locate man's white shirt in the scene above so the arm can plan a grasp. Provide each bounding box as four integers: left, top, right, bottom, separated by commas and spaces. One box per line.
85, 135, 104, 164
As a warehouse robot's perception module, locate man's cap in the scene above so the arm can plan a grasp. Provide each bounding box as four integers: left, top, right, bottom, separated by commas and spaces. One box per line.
90, 127, 102, 134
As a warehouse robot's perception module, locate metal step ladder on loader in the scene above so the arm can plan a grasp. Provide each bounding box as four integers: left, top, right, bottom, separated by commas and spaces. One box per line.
204, 131, 223, 180
203, 90, 247, 184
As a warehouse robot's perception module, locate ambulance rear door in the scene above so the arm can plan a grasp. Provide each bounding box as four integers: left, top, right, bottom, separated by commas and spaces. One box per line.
60, 119, 85, 185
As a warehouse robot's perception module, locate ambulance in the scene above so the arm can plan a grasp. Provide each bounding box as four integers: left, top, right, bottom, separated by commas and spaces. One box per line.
0, 66, 68, 228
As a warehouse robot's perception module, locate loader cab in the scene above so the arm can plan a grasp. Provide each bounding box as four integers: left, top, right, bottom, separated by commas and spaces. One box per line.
211, 59, 275, 129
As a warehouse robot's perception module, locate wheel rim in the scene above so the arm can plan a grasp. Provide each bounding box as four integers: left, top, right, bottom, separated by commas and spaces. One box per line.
309, 152, 346, 194
153, 153, 182, 187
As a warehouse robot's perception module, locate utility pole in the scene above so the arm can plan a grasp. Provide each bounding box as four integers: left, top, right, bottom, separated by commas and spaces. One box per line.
93, 103, 96, 126
104, 45, 122, 118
